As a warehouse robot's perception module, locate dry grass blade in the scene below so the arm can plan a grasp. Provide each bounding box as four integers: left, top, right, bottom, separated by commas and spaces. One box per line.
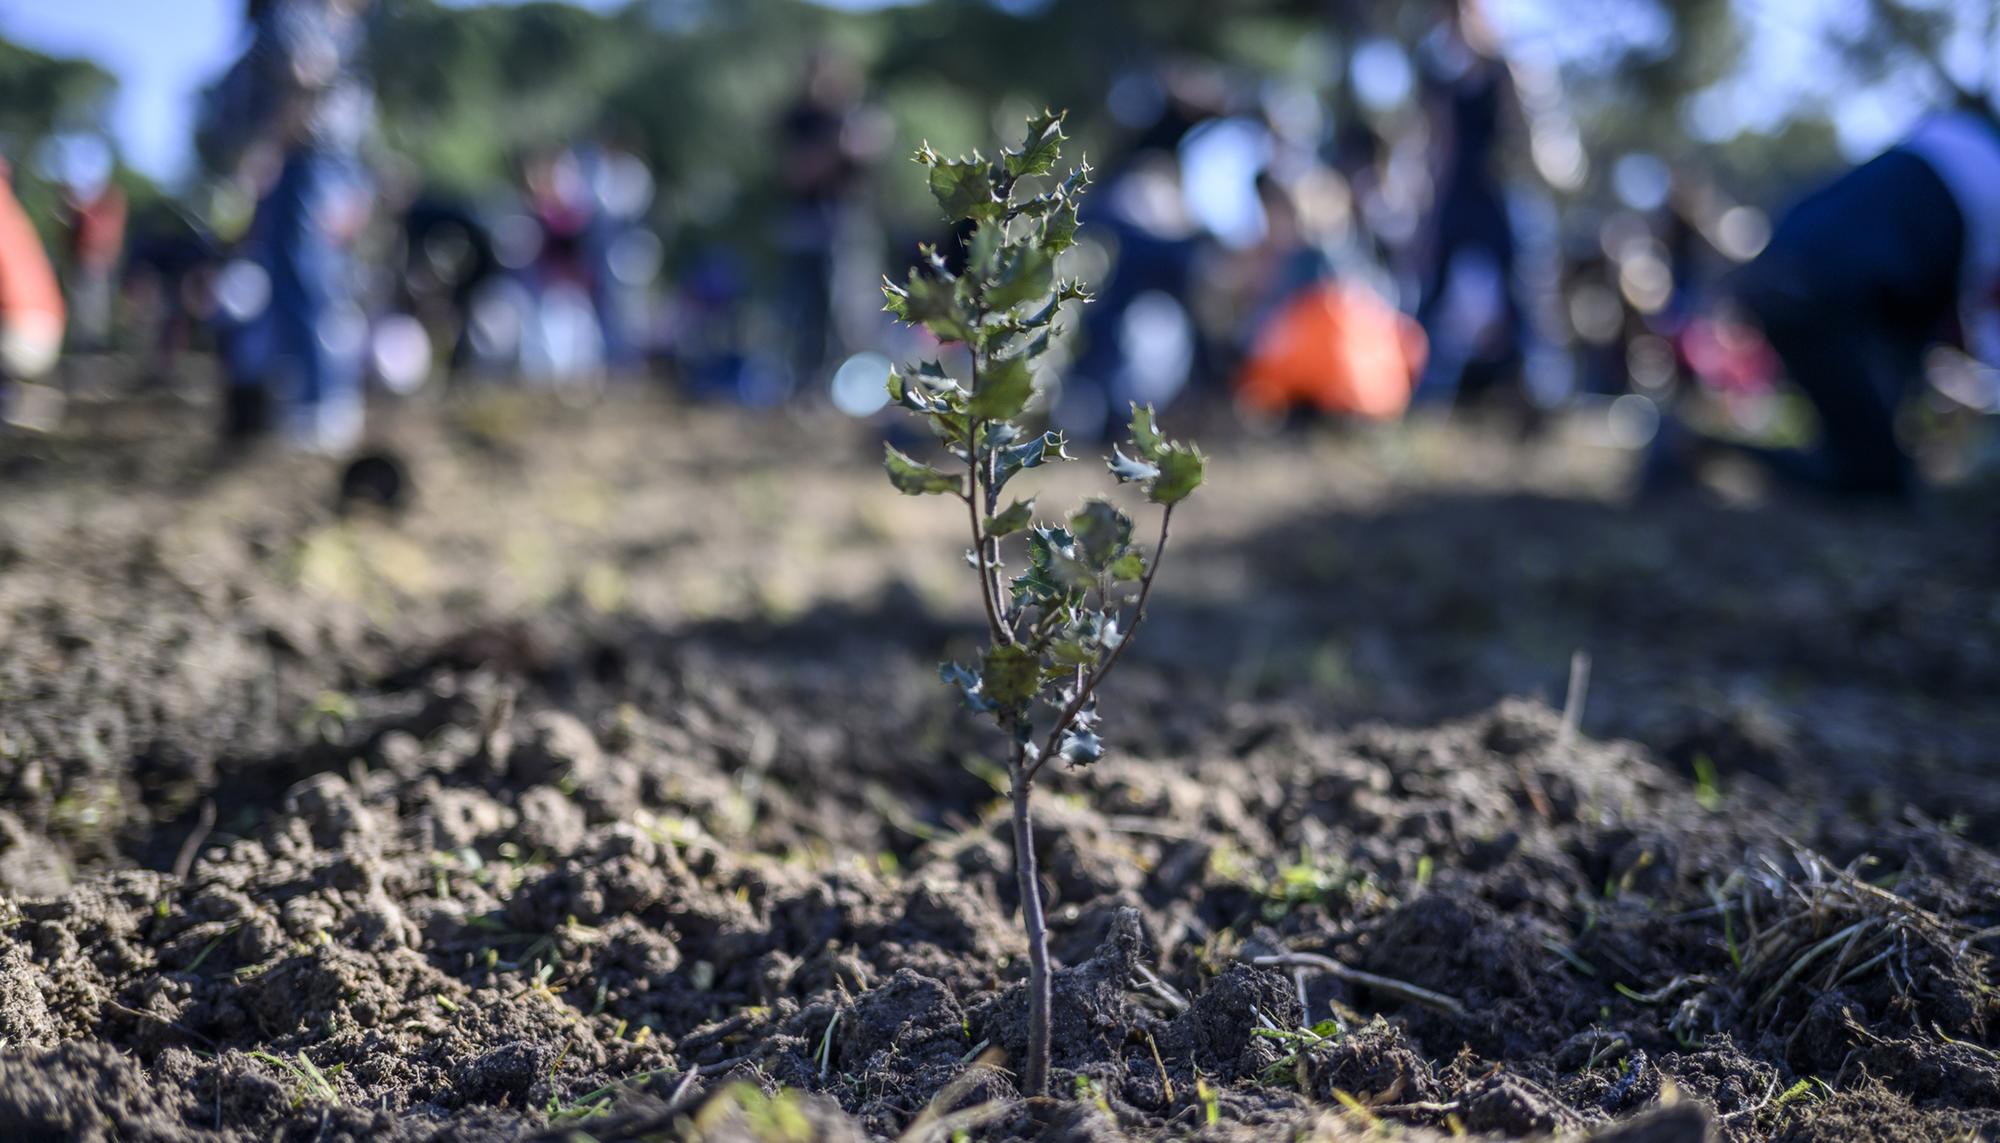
1251, 952, 1467, 1018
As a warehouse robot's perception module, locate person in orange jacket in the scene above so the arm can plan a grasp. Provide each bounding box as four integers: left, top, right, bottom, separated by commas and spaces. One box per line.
0, 157, 67, 421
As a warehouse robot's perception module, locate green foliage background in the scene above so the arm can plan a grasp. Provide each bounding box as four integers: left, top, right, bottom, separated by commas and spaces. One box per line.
0, 0, 1977, 253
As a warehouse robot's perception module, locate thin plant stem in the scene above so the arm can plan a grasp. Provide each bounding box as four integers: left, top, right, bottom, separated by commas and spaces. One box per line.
1007, 741, 1053, 1097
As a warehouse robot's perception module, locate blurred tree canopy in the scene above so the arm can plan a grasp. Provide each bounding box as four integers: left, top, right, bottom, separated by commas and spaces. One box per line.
0, 38, 158, 245
3, 0, 1994, 253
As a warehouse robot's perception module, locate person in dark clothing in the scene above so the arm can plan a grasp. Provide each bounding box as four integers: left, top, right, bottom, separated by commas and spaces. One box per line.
1413, 2, 1528, 406
775, 49, 882, 391
1708, 105, 2000, 502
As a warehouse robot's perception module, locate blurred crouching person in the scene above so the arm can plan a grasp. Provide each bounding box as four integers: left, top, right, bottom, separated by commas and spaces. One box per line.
1721, 101, 2000, 502
0, 157, 67, 431
201, 0, 377, 453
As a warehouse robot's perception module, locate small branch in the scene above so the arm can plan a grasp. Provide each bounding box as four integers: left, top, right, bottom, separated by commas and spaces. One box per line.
1250, 952, 1467, 1018
1131, 963, 1189, 1013
1556, 648, 1591, 752
173, 798, 217, 883
105, 1000, 217, 1048
962, 413, 1011, 645
1029, 502, 1176, 779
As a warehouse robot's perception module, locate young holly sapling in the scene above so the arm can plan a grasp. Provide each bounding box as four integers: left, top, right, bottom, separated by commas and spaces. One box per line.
878, 110, 1205, 1098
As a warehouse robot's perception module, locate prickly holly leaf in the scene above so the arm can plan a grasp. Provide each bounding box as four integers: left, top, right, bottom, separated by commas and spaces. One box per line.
939, 661, 996, 713
1032, 525, 1097, 591
996, 430, 1071, 491
982, 644, 1041, 710
985, 243, 1056, 312
890, 364, 954, 414
1018, 292, 1065, 331
982, 421, 1023, 448
924, 150, 1002, 223
1011, 561, 1063, 610
1096, 614, 1123, 651
1108, 549, 1146, 582
1128, 403, 1166, 458
969, 352, 1034, 420
1006, 110, 1067, 180
1017, 328, 1053, 365
889, 269, 973, 344
1106, 447, 1160, 484
1057, 727, 1104, 766
1047, 638, 1097, 669
1068, 499, 1133, 571
930, 414, 972, 453
1041, 198, 1081, 255
883, 444, 960, 495
1148, 443, 1206, 505
967, 221, 1003, 279
986, 498, 1035, 537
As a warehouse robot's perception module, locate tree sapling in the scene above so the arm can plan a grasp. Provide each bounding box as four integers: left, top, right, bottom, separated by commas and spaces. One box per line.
877, 110, 1205, 1097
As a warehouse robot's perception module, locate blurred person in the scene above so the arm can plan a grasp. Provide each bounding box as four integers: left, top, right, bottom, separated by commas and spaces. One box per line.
576, 133, 660, 374
521, 147, 605, 386
776, 49, 887, 393
1410, 0, 1531, 408
0, 156, 67, 429
202, 0, 378, 453
1058, 63, 1231, 439
1234, 174, 1425, 422
54, 138, 127, 351
1673, 101, 2000, 502
124, 202, 222, 382
396, 192, 496, 373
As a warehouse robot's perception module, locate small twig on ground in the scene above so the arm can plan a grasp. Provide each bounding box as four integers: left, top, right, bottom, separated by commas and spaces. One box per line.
674, 1010, 758, 1055
1719, 1073, 1781, 1122
1132, 963, 1189, 1013
1372, 1100, 1463, 1116
1520, 649, 1590, 821
1251, 952, 1467, 1018
1557, 648, 1591, 752
105, 1000, 217, 1048
173, 798, 217, 883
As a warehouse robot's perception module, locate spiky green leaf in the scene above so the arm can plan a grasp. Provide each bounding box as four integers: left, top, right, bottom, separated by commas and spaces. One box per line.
995, 430, 1071, 491
924, 149, 1003, 223
1107, 447, 1160, 484
1005, 110, 1067, 180
1108, 550, 1146, 582
1057, 728, 1104, 766
1148, 444, 1206, 505
883, 444, 959, 496
969, 352, 1034, 421
985, 244, 1055, 312
986, 498, 1035, 538
982, 644, 1040, 709
1068, 499, 1133, 571
939, 661, 996, 713
1128, 403, 1166, 459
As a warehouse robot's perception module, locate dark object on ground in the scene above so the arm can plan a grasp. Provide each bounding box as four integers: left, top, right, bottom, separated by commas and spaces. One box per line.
337, 449, 411, 514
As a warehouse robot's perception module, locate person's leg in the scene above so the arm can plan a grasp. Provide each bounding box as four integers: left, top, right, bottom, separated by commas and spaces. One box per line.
268, 153, 363, 451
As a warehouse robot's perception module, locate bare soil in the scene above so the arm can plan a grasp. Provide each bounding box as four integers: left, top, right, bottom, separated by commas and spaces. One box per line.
1, 380, 1997, 1142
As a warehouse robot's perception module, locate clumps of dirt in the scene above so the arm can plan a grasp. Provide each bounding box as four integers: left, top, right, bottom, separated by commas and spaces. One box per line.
7, 397, 2000, 1140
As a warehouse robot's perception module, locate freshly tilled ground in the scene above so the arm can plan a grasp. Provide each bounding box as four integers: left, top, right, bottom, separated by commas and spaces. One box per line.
1, 384, 1996, 1142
